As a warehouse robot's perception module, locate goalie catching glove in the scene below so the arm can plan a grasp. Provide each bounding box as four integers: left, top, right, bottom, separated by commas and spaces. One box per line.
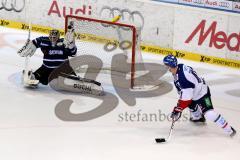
17, 39, 37, 57
63, 22, 76, 49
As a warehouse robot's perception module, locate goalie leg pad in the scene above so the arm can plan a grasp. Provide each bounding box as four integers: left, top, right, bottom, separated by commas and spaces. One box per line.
22, 70, 39, 88
50, 76, 104, 96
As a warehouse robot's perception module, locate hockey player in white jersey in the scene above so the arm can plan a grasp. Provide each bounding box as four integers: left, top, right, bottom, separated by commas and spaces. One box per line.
163, 54, 236, 137
17, 27, 103, 96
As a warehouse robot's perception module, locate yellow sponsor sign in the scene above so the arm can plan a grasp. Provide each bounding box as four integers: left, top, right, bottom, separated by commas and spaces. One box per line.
142, 44, 240, 69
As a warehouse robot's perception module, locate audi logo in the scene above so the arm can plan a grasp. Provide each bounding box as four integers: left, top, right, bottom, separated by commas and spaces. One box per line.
0, 0, 25, 12
219, 2, 230, 8
193, 0, 205, 4
100, 6, 144, 31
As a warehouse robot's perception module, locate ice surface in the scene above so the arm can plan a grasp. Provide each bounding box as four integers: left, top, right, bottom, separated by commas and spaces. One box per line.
0, 26, 239, 160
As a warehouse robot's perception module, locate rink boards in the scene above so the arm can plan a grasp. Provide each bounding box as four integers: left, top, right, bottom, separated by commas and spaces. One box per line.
0, 0, 240, 68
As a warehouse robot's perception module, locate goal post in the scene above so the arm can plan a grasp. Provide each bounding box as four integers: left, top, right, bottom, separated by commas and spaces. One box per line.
65, 15, 143, 89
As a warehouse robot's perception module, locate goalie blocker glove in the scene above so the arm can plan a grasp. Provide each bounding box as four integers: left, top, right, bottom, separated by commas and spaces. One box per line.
17, 39, 37, 57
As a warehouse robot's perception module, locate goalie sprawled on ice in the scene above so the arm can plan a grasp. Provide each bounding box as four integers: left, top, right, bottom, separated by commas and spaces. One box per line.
17, 26, 103, 96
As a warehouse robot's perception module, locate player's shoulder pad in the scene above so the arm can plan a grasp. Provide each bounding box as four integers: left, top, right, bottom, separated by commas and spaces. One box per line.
183, 64, 191, 72
38, 36, 49, 40
35, 36, 51, 43
177, 64, 184, 70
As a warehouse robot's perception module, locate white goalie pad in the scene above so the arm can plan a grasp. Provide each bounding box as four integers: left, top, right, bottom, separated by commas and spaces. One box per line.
50, 75, 104, 96
23, 79, 39, 88
22, 70, 39, 88
17, 40, 37, 57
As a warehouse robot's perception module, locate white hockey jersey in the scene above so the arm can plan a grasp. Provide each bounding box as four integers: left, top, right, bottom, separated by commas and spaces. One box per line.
173, 64, 208, 101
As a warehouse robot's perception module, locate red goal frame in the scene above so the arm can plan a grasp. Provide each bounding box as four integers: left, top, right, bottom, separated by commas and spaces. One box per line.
65, 15, 137, 88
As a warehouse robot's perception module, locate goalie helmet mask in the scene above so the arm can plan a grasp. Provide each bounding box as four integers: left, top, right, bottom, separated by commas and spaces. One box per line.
163, 55, 178, 68
49, 29, 60, 46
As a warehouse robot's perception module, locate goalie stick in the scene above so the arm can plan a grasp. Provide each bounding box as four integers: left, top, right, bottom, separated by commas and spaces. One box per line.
23, 24, 39, 87
59, 72, 101, 86
17, 1, 39, 88
155, 120, 175, 143
20, 22, 38, 88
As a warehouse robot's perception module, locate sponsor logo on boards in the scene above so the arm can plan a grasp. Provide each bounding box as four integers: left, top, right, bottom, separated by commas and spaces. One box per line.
185, 20, 240, 52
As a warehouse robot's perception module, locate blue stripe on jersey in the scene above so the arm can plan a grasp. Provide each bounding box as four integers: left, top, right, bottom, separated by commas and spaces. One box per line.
43, 59, 66, 62
42, 63, 59, 68
174, 64, 195, 91
43, 59, 67, 68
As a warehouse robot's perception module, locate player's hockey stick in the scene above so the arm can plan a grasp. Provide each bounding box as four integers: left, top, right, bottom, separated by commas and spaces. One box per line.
155, 120, 175, 143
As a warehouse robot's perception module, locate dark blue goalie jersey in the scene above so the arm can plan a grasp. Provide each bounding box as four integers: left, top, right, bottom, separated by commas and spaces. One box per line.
32, 36, 77, 69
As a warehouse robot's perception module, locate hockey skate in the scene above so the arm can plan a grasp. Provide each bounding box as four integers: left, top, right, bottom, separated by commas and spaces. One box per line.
230, 127, 237, 137
190, 116, 206, 123
22, 70, 39, 88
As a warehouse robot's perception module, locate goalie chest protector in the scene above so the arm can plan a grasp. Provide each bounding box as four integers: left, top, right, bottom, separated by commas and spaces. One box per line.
32, 36, 76, 69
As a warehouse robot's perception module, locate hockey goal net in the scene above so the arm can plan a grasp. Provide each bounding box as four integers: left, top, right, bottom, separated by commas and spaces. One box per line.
65, 15, 145, 89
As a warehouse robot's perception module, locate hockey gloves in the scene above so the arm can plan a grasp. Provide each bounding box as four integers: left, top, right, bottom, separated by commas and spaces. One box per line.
18, 39, 37, 57
171, 106, 182, 122
171, 99, 192, 122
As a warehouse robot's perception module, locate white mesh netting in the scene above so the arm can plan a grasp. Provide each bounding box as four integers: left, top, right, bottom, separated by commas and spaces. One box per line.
65, 15, 152, 89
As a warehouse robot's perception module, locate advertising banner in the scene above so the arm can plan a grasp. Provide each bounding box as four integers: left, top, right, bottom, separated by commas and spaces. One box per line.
173, 9, 229, 58
204, 0, 233, 11
173, 9, 240, 60
225, 16, 240, 61
178, 0, 205, 7
0, 0, 175, 47
232, 2, 240, 12
0, 0, 239, 64
154, 0, 239, 12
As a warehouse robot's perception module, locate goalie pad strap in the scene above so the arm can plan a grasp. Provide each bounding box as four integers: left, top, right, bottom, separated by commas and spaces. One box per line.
59, 72, 101, 86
